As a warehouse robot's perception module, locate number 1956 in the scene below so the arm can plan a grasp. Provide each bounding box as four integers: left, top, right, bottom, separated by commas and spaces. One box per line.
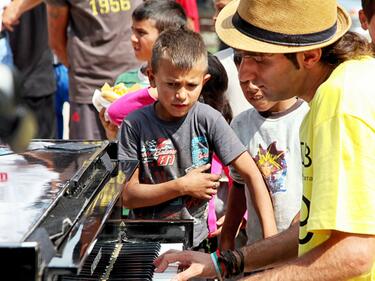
89, 0, 131, 15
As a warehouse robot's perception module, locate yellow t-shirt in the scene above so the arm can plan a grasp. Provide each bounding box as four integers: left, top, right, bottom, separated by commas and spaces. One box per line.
299, 57, 375, 280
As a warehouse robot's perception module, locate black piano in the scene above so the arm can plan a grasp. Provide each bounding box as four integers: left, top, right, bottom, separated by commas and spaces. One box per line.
0, 140, 193, 281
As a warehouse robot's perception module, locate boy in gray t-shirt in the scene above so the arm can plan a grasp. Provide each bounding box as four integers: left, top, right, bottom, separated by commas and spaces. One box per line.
118, 28, 277, 248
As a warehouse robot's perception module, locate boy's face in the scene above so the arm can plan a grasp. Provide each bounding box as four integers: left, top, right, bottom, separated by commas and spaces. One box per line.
149, 56, 211, 121
131, 19, 160, 62
239, 79, 282, 113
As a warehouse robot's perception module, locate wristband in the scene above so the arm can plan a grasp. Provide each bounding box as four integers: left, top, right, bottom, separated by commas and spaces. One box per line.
218, 249, 244, 278
210, 252, 223, 281
234, 249, 245, 273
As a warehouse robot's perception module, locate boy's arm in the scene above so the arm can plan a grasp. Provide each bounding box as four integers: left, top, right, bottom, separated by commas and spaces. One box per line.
220, 181, 247, 250
231, 151, 277, 238
122, 164, 221, 209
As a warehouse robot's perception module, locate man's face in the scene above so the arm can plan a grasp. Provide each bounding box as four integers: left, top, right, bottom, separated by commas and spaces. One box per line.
235, 51, 303, 102
149, 56, 211, 121
131, 19, 160, 62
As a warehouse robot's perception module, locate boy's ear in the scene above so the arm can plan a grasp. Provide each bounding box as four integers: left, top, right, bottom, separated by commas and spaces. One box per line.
359, 10, 369, 30
202, 73, 211, 85
147, 68, 157, 88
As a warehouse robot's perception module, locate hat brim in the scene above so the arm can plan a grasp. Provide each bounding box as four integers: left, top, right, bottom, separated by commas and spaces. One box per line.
215, 0, 351, 53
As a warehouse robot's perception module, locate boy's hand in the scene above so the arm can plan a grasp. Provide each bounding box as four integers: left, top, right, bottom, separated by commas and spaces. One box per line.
179, 164, 221, 199
99, 108, 118, 140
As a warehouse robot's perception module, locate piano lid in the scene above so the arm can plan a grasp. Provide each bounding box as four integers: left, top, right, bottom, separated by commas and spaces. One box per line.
0, 140, 112, 243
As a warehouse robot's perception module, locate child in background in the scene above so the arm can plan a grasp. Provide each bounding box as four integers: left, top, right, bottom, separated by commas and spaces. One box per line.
220, 51, 309, 250
359, 0, 375, 51
118, 28, 277, 250
114, 0, 187, 88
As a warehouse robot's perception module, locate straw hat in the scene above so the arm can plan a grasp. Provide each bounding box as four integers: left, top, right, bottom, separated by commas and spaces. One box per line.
215, 0, 351, 53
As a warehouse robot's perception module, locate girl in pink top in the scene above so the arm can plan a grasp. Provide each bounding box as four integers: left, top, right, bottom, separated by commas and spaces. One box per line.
107, 87, 157, 126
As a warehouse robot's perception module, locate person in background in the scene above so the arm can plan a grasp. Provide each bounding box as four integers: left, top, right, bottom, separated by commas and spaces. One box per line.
3, 0, 56, 138
0, 0, 13, 66
154, 0, 375, 280
213, 0, 230, 51
213, 0, 250, 117
119, 27, 277, 251
359, 0, 375, 51
175, 0, 200, 32
46, 0, 142, 139
53, 59, 69, 139
115, 0, 187, 88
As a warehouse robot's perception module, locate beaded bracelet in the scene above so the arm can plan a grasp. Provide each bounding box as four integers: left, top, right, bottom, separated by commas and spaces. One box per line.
234, 249, 245, 273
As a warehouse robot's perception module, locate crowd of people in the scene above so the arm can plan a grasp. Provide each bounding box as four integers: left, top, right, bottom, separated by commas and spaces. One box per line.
1, 0, 375, 280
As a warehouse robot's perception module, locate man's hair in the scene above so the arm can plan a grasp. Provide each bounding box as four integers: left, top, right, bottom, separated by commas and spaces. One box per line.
320, 31, 373, 67
284, 32, 372, 69
151, 27, 208, 73
201, 53, 232, 123
362, 0, 375, 20
132, 0, 187, 33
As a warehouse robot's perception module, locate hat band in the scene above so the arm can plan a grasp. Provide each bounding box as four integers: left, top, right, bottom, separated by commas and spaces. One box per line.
232, 12, 337, 46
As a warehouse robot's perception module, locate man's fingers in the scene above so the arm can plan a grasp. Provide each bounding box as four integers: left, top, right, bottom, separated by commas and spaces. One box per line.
172, 264, 204, 281
154, 250, 185, 272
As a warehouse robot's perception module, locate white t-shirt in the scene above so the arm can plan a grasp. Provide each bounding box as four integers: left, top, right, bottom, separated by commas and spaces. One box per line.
230, 100, 309, 244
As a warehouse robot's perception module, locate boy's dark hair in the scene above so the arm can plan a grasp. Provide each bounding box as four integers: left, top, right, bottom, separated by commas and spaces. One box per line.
201, 53, 233, 123
284, 32, 372, 69
151, 27, 208, 74
132, 0, 187, 33
362, 0, 375, 21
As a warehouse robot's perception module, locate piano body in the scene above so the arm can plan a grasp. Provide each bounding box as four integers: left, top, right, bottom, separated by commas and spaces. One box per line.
0, 140, 193, 281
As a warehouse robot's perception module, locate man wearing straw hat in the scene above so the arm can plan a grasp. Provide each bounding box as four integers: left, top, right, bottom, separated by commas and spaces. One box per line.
154, 0, 375, 280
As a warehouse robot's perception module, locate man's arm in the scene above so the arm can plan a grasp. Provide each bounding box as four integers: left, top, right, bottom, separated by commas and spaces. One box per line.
243, 231, 375, 280
154, 223, 299, 281
122, 164, 221, 209
47, 4, 69, 66
231, 151, 277, 238
2, 0, 42, 31
220, 181, 246, 250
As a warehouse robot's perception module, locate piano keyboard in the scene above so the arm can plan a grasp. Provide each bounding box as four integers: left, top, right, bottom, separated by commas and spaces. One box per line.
60, 241, 182, 281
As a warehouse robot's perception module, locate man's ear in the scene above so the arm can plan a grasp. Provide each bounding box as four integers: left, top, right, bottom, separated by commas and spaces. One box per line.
147, 68, 157, 88
202, 73, 211, 85
298, 49, 322, 69
359, 9, 369, 30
